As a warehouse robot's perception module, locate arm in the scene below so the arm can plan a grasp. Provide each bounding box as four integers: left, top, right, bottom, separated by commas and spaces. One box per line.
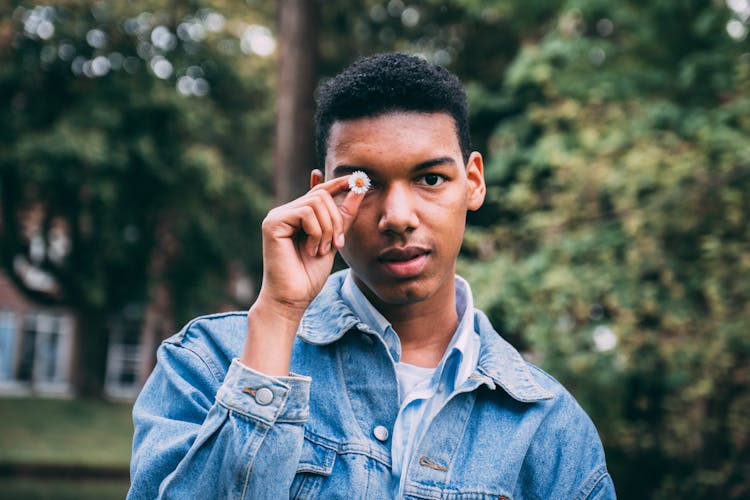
581, 468, 616, 500
541, 413, 617, 500
515, 376, 617, 500
128, 174, 364, 498
129, 341, 311, 499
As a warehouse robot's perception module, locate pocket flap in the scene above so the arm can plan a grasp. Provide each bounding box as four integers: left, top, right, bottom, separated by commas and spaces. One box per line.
296, 435, 336, 476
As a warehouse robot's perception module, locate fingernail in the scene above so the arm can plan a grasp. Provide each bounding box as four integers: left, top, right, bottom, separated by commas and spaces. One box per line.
336, 234, 345, 247
322, 242, 331, 254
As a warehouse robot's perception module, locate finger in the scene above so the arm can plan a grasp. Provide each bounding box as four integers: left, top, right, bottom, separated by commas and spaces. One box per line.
294, 206, 322, 257
315, 190, 344, 252
308, 175, 365, 248
338, 188, 365, 233
306, 192, 339, 255
310, 174, 352, 198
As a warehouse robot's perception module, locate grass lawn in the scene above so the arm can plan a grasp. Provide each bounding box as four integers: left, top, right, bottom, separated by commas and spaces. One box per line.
0, 397, 134, 468
0, 477, 130, 499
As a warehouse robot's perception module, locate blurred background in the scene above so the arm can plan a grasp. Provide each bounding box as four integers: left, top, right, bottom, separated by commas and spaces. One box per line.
0, 0, 748, 498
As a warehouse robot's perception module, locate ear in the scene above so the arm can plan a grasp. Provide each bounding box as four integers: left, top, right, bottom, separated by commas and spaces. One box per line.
310, 169, 324, 188
465, 152, 486, 211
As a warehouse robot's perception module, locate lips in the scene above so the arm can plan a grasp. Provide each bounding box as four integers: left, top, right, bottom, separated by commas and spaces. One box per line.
379, 246, 428, 262
377, 246, 430, 277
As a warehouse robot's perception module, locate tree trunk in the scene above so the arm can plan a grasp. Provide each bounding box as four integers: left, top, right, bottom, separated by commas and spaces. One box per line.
274, 0, 320, 204
73, 307, 109, 398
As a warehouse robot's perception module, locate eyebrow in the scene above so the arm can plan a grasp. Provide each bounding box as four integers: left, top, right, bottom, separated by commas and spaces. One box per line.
331, 156, 457, 177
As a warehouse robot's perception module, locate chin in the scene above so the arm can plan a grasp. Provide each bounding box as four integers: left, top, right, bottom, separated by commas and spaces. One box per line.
367, 279, 435, 306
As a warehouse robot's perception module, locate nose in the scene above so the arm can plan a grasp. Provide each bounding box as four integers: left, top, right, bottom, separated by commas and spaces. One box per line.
377, 182, 419, 235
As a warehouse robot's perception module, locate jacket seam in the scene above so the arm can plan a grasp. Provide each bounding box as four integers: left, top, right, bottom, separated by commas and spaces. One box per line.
179, 312, 247, 378
448, 393, 475, 484
163, 340, 223, 385
303, 428, 392, 467
576, 464, 610, 500
336, 340, 370, 443
166, 311, 248, 383
404, 483, 514, 499
240, 410, 273, 499
428, 390, 477, 487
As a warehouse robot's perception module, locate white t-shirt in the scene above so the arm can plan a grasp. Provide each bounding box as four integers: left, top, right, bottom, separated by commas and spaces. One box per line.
395, 361, 436, 405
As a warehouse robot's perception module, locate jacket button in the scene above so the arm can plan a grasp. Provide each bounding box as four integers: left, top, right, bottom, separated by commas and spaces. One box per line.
254, 387, 274, 405
373, 425, 389, 442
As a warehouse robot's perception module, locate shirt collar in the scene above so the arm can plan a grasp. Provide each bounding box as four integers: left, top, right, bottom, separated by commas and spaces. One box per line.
341, 270, 479, 391
341, 271, 402, 361
450, 275, 480, 385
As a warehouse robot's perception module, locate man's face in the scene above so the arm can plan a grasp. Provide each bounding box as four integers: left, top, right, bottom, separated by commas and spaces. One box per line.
325, 111, 485, 310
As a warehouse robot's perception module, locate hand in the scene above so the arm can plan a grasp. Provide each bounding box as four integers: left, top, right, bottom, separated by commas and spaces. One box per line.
258, 174, 365, 313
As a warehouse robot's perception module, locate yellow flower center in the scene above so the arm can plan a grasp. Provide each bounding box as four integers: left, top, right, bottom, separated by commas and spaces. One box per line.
355, 178, 365, 187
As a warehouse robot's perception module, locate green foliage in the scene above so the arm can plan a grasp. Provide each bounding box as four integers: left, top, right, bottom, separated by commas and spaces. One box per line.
0, 1, 276, 395
457, 0, 750, 497
0, 1, 274, 321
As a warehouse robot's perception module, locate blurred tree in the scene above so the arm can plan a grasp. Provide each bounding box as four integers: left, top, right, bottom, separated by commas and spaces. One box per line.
0, 1, 276, 396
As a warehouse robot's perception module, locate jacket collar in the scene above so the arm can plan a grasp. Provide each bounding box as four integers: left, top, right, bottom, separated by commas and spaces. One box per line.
472, 311, 553, 402
297, 271, 553, 403
298, 271, 363, 343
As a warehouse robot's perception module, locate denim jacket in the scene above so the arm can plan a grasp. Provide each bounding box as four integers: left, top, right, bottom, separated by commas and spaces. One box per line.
129, 272, 616, 499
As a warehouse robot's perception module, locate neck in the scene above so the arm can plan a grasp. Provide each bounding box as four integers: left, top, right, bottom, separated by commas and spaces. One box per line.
374, 286, 458, 368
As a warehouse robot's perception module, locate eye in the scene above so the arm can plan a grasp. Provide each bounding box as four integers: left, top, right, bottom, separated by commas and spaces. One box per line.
418, 174, 446, 187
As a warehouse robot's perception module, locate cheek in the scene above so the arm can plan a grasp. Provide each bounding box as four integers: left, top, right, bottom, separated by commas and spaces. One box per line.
346, 201, 376, 234
341, 218, 370, 258
427, 194, 466, 225
430, 204, 467, 250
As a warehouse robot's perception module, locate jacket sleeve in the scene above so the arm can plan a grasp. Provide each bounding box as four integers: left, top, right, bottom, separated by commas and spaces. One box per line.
582, 467, 617, 500
515, 377, 618, 500
127, 340, 311, 499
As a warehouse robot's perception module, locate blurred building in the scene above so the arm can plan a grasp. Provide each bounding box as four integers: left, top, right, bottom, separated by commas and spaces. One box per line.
0, 269, 156, 400
0, 261, 254, 400
0, 201, 169, 399
0, 200, 256, 399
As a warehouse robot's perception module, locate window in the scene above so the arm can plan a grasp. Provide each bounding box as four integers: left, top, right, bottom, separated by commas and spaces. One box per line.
0, 311, 73, 395
26, 313, 73, 393
105, 307, 143, 400
0, 311, 18, 382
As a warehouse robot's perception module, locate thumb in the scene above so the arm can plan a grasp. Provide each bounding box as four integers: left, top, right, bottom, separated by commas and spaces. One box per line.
338, 189, 365, 233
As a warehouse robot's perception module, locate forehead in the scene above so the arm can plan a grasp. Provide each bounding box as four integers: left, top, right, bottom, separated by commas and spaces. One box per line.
325, 112, 461, 173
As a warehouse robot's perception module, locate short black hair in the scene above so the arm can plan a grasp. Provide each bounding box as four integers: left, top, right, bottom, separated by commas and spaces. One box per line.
315, 52, 471, 169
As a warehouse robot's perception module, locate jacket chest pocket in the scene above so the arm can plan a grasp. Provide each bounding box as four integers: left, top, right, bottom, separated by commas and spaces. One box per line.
291, 436, 336, 499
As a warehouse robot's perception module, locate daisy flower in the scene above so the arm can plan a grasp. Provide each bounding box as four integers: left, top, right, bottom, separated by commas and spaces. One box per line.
348, 171, 371, 194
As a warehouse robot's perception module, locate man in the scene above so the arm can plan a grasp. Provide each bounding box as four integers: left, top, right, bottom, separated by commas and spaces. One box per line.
129, 53, 616, 499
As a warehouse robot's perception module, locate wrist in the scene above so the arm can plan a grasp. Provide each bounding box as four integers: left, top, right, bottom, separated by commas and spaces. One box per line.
251, 292, 309, 330
241, 296, 306, 376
